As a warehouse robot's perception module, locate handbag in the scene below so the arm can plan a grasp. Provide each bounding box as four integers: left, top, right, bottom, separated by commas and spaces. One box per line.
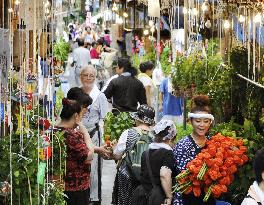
145, 150, 166, 205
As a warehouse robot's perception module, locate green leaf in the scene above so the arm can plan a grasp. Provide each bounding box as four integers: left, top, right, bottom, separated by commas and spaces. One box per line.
14, 170, 20, 177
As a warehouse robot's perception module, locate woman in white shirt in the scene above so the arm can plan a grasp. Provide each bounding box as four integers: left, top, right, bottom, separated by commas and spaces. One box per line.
138, 61, 156, 108
241, 149, 264, 205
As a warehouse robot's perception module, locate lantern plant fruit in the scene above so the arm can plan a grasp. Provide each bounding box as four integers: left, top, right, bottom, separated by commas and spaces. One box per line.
173, 133, 248, 201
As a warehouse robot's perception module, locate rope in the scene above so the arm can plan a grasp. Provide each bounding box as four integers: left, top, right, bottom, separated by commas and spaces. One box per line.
237, 73, 264, 89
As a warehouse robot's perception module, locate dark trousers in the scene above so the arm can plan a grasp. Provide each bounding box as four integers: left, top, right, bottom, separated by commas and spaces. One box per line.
64, 189, 90, 205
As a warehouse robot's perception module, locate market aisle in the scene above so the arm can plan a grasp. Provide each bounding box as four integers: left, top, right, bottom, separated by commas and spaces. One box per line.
101, 159, 116, 205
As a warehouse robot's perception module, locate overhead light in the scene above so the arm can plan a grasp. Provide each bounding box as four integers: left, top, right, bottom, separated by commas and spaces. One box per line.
183, 7, 188, 14
14, 0, 20, 5
254, 13, 262, 23
44, 1, 50, 8
149, 20, 154, 27
192, 8, 198, 16
123, 12, 128, 18
143, 29, 149, 35
112, 2, 118, 12
8, 8, 13, 13
223, 20, 231, 29
201, 0, 209, 12
238, 15, 245, 23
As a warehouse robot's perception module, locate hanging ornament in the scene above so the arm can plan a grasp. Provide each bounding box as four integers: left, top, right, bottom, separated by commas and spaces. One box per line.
254, 13, 262, 23
223, 20, 231, 29
38, 135, 52, 161
0, 181, 11, 196
239, 15, 245, 23
201, 0, 210, 12
205, 20, 212, 28
37, 162, 47, 185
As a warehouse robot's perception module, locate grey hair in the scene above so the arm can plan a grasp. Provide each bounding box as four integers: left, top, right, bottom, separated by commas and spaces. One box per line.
80, 64, 97, 76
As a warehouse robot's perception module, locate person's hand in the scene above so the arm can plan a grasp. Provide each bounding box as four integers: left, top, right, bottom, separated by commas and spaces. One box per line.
161, 197, 172, 205
97, 145, 112, 159
110, 139, 118, 149
159, 104, 163, 112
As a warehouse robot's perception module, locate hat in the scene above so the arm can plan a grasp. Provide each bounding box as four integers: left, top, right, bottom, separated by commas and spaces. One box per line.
153, 119, 177, 140
130, 104, 155, 125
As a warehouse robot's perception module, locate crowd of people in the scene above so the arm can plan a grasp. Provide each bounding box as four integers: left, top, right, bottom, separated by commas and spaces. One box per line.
49, 23, 264, 205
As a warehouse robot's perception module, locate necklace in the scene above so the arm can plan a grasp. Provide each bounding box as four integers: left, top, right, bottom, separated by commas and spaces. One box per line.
191, 134, 207, 148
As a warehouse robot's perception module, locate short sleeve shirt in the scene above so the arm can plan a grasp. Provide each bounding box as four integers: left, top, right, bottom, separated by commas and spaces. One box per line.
141, 148, 174, 192
54, 127, 90, 192
138, 75, 156, 107
160, 78, 183, 116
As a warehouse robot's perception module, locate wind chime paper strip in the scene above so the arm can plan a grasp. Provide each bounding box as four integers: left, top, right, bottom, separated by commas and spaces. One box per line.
148, 0, 160, 18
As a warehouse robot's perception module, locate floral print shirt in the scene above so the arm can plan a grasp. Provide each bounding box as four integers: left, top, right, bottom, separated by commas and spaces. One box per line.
55, 127, 91, 192
173, 135, 215, 205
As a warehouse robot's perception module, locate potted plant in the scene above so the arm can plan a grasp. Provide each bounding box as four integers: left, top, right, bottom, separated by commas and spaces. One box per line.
104, 112, 134, 141
53, 38, 70, 69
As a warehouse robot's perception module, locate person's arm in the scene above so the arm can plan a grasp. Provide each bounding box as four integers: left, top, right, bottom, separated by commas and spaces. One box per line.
78, 123, 94, 160
145, 85, 152, 106
160, 167, 173, 205
71, 50, 77, 67
159, 91, 164, 111
138, 82, 147, 105
112, 130, 128, 160
65, 130, 93, 162
159, 80, 165, 111
103, 80, 114, 99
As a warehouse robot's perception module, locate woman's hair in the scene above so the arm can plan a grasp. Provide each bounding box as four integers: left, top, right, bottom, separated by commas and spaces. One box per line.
139, 61, 154, 73
67, 87, 93, 108
92, 41, 98, 47
253, 148, 264, 184
118, 57, 138, 77
77, 38, 85, 47
153, 126, 171, 143
60, 98, 81, 121
81, 64, 97, 77
190, 95, 211, 114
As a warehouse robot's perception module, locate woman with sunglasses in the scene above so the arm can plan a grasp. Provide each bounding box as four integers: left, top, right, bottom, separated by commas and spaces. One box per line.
173, 95, 216, 205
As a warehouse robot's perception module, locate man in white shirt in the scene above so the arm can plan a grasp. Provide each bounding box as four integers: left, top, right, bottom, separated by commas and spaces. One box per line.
72, 38, 91, 87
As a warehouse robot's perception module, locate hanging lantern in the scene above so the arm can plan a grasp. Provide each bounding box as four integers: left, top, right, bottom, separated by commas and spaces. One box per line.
14, 0, 20, 5
239, 15, 245, 23
201, 0, 210, 12
223, 20, 231, 29
143, 29, 149, 35
183, 7, 188, 14
205, 20, 211, 28
149, 20, 154, 27
8, 8, 13, 13
254, 13, 262, 23
123, 12, 128, 18
192, 8, 198, 16
112, 2, 118, 12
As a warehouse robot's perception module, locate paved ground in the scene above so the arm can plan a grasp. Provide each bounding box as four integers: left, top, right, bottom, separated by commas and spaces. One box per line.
101, 160, 116, 205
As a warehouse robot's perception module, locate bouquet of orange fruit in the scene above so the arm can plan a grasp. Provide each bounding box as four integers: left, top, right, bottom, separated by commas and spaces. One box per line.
173, 133, 249, 201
